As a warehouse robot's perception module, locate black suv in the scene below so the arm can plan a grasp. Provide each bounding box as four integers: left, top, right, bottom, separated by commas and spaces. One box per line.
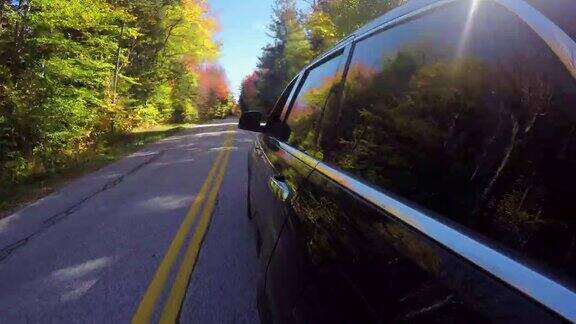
239, 0, 576, 322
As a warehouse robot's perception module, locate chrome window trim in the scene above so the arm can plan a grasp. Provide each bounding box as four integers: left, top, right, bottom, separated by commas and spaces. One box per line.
278, 142, 320, 169
273, 2, 576, 319
278, 141, 576, 320
353, 0, 576, 80
314, 159, 576, 321
496, 0, 576, 79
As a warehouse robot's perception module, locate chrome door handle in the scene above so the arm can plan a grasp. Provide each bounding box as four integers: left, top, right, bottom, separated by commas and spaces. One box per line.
269, 175, 293, 202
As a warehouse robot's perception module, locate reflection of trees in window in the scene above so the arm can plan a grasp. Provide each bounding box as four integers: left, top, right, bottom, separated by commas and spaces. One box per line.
286, 56, 342, 159
292, 177, 487, 322
326, 1, 576, 279
482, 53, 576, 269
334, 50, 489, 224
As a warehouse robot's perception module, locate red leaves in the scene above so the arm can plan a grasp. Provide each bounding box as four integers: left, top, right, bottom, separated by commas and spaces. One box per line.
197, 64, 230, 105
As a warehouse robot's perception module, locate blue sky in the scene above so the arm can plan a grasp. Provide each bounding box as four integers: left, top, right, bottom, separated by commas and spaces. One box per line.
208, 0, 308, 99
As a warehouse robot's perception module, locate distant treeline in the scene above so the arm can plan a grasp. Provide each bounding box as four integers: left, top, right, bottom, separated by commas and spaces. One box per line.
0, 0, 233, 186
239, 0, 405, 114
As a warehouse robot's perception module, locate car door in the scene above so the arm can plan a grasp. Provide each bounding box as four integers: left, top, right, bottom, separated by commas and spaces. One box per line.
249, 75, 300, 265
288, 0, 576, 322
260, 47, 353, 323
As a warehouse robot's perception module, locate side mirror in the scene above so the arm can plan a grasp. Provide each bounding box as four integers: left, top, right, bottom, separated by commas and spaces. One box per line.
238, 111, 264, 132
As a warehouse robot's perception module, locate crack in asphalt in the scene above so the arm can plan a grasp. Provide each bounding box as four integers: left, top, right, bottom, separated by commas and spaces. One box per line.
0, 150, 166, 262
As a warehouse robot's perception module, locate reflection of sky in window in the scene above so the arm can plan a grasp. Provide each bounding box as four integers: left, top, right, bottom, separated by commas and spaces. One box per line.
289, 55, 343, 121
351, 2, 470, 73
348, 1, 543, 75
305, 55, 343, 87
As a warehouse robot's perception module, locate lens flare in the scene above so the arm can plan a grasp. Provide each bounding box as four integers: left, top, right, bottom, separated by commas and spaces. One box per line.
457, 0, 480, 58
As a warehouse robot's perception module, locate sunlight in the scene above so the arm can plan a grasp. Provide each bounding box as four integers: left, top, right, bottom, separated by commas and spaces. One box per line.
153, 157, 198, 167
0, 213, 19, 235
140, 195, 191, 210
60, 279, 99, 302
457, 0, 480, 58
52, 257, 113, 281
49, 257, 115, 303
192, 130, 237, 138
129, 151, 159, 158
210, 146, 238, 152
191, 122, 238, 129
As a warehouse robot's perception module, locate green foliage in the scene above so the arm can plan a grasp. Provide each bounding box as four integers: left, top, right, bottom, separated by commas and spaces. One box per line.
0, 0, 228, 190
284, 18, 313, 78
180, 101, 200, 123
149, 82, 175, 122
0, 123, 193, 214
242, 0, 405, 115
318, 0, 406, 37
305, 10, 338, 55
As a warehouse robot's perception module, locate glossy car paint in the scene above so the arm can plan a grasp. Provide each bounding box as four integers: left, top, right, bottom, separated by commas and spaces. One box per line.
246, 0, 576, 322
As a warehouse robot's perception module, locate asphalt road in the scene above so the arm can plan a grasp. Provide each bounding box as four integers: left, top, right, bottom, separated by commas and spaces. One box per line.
0, 119, 260, 323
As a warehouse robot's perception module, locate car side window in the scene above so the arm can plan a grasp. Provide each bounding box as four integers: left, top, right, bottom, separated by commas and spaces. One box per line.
326, 0, 576, 281
268, 76, 299, 123
285, 54, 343, 159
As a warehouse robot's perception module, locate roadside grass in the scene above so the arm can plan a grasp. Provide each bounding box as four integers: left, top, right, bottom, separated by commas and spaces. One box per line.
0, 123, 194, 218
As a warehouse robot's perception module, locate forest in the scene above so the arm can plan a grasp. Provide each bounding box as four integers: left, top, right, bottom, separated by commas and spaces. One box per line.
239, 0, 405, 114
0, 0, 234, 205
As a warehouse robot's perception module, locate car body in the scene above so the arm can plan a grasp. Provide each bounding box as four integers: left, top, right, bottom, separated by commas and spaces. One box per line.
240, 0, 576, 322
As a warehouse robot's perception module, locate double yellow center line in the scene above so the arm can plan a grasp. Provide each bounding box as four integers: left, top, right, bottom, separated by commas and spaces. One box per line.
132, 128, 235, 324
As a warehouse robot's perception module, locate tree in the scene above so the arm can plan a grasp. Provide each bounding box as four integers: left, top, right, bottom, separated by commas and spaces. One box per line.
197, 64, 232, 120
247, 0, 405, 116
0, 0, 134, 172
0, 0, 227, 188
305, 8, 338, 55
118, 0, 219, 124
284, 9, 313, 78
239, 72, 261, 112
315, 0, 406, 37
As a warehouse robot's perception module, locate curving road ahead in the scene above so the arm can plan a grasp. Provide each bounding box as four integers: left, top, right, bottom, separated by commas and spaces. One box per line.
0, 119, 260, 323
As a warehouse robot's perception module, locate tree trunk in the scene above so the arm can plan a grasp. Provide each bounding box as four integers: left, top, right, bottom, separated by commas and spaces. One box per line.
112, 21, 125, 104
481, 111, 519, 202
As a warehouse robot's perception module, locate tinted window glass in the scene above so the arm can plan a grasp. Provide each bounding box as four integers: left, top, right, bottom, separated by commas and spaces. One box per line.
278, 76, 299, 122
325, 1, 576, 280
286, 54, 343, 158
525, 0, 576, 41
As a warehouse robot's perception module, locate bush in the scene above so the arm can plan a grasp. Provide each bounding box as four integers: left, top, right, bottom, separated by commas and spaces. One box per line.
182, 101, 200, 123
134, 104, 162, 127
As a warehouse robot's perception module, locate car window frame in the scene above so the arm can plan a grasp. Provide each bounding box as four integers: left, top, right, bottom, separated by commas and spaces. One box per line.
280, 44, 353, 153
266, 74, 301, 125
308, 0, 576, 321
283, 48, 346, 124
